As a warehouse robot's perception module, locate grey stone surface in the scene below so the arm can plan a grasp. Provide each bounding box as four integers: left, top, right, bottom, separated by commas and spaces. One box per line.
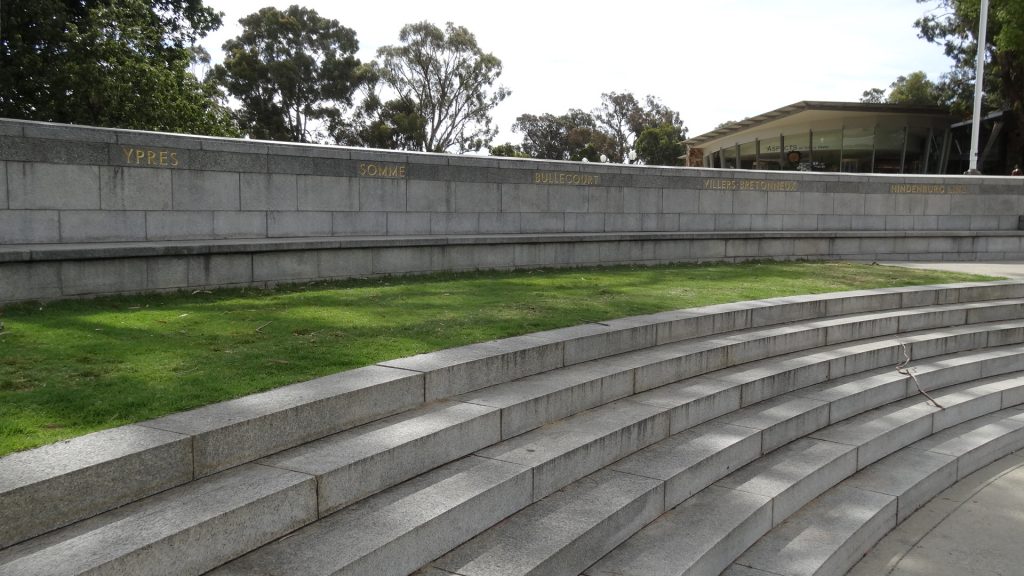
388, 212, 433, 235
612, 421, 762, 507
318, 248, 373, 278
0, 262, 61, 302
723, 395, 831, 454
214, 211, 267, 238
141, 365, 425, 477
476, 399, 670, 500
634, 376, 741, 434
0, 425, 192, 549
406, 180, 452, 212
187, 254, 252, 287
811, 398, 938, 470
61, 258, 148, 295
0, 210, 59, 244
297, 175, 358, 211
61, 210, 146, 242
431, 469, 663, 576
382, 334, 565, 401
146, 211, 214, 240
584, 485, 772, 576
732, 484, 896, 576
209, 456, 532, 576
8, 162, 100, 209
260, 401, 500, 515
360, 178, 406, 212
844, 447, 957, 523
914, 408, 1024, 479
0, 464, 317, 576
252, 250, 319, 281
171, 170, 239, 211
100, 166, 173, 210
240, 173, 298, 211
268, 211, 333, 237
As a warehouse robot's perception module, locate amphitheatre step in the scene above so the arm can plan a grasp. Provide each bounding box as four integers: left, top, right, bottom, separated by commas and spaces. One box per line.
0, 464, 317, 576
3, 286, 1021, 552
575, 373, 1024, 576
425, 469, 663, 576
208, 456, 531, 576
725, 407, 1024, 576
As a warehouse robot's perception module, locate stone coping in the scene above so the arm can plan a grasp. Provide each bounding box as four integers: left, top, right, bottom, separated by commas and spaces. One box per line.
3, 230, 1023, 264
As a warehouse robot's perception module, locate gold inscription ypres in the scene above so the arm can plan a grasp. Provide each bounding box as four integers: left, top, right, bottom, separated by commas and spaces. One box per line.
120, 146, 179, 167
533, 172, 600, 186
359, 163, 407, 178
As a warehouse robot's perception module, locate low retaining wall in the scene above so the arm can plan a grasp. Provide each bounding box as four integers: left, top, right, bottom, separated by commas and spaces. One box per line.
2, 118, 1024, 303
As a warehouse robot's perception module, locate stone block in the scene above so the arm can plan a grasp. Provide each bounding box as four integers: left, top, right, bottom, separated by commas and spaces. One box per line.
691, 238, 727, 259
0, 464, 317, 576
61, 210, 146, 242
479, 212, 521, 233
0, 162, 6, 208
296, 175, 358, 211
642, 213, 679, 232
373, 246, 442, 274
214, 211, 266, 238
717, 214, 753, 231
187, 254, 252, 287
605, 213, 642, 232
679, 213, 717, 231
406, 180, 452, 212
475, 400, 669, 500
146, 257, 189, 289
798, 370, 908, 425
8, 162, 100, 209
844, 446, 956, 523
735, 359, 830, 406
360, 177, 407, 211
0, 262, 61, 303
588, 187, 624, 213
332, 211, 386, 236
834, 192, 866, 215
146, 210, 214, 240
612, 421, 762, 508
191, 149, 267, 173
734, 189, 767, 214
765, 191, 800, 214
521, 212, 565, 233
583, 485, 771, 576
61, 258, 147, 296
865, 194, 896, 215
783, 215, 819, 230
240, 173, 298, 211
2, 136, 107, 165
724, 396, 831, 454
261, 401, 500, 515
513, 242, 575, 267
751, 215, 784, 230
502, 183, 548, 212
252, 250, 318, 282
171, 170, 239, 210
430, 213, 480, 234
100, 166, 173, 210
699, 189, 732, 214
441, 244, 515, 272
454, 182, 500, 212
623, 188, 662, 213
916, 409, 1024, 479
0, 210, 59, 244
732, 484, 896, 576
208, 456, 532, 576
0, 425, 191, 548
458, 359, 631, 439
431, 469, 664, 576
811, 400, 936, 469
819, 215, 853, 230
318, 248, 373, 278
970, 215, 1002, 230
549, 186, 590, 213
267, 211, 333, 237
143, 365, 424, 477
387, 212, 432, 235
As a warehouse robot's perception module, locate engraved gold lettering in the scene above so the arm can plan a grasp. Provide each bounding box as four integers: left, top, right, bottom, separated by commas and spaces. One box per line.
135, 150, 145, 163
532, 171, 598, 186
146, 150, 156, 165
703, 178, 798, 192
159, 151, 168, 166
890, 183, 964, 194
170, 152, 179, 167
358, 162, 407, 179
121, 147, 133, 163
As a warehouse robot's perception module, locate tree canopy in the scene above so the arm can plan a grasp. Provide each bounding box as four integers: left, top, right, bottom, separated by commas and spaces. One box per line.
372, 21, 510, 153
0, 0, 235, 135
214, 5, 364, 143
860, 71, 943, 105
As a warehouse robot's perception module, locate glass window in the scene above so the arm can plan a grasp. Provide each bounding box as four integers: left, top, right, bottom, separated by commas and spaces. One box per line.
875, 126, 906, 173
782, 132, 809, 170
841, 126, 873, 173
903, 128, 929, 174
758, 136, 782, 170
721, 146, 737, 169
739, 141, 757, 169
812, 130, 842, 172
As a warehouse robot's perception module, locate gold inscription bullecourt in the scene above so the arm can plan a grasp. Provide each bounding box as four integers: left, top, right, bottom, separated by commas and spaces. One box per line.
533, 172, 600, 186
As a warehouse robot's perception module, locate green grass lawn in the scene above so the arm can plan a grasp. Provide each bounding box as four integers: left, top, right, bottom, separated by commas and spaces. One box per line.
0, 261, 998, 456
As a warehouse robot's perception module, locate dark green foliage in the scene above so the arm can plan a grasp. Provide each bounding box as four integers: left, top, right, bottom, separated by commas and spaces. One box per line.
214, 5, 364, 143
0, 0, 235, 135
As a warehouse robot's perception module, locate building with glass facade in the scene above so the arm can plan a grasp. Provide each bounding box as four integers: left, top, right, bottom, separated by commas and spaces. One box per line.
686, 101, 958, 174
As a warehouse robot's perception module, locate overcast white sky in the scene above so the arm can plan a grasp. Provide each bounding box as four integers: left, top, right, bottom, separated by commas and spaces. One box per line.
200, 0, 954, 142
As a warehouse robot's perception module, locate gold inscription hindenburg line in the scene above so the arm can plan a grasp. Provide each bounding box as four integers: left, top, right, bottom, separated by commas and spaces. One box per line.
890, 184, 967, 194
359, 163, 406, 178
534, 172, 600, 186
703, 178, 798, 191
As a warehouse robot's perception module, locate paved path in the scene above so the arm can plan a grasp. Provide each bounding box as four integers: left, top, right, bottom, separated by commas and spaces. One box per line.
850, 261, 1024, 576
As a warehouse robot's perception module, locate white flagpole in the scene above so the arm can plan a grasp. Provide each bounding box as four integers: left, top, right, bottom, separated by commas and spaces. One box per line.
968, 0, 990, 174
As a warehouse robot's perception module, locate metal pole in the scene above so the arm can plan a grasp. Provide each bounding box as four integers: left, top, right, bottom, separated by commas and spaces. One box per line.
968, 0, 990, 174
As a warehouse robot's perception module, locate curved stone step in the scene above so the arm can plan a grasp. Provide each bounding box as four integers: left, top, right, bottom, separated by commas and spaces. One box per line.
724, 407, 1024, 576
3, 287, 1020, 550
579, 373, 1024, 576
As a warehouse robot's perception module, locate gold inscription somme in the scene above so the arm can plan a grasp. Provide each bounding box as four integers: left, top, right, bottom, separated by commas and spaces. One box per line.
703, 178, 798, 192
120, 146, 179, 167
359, 162, 407, 178
890, 183, 967, 194
533, 172, 600, 185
